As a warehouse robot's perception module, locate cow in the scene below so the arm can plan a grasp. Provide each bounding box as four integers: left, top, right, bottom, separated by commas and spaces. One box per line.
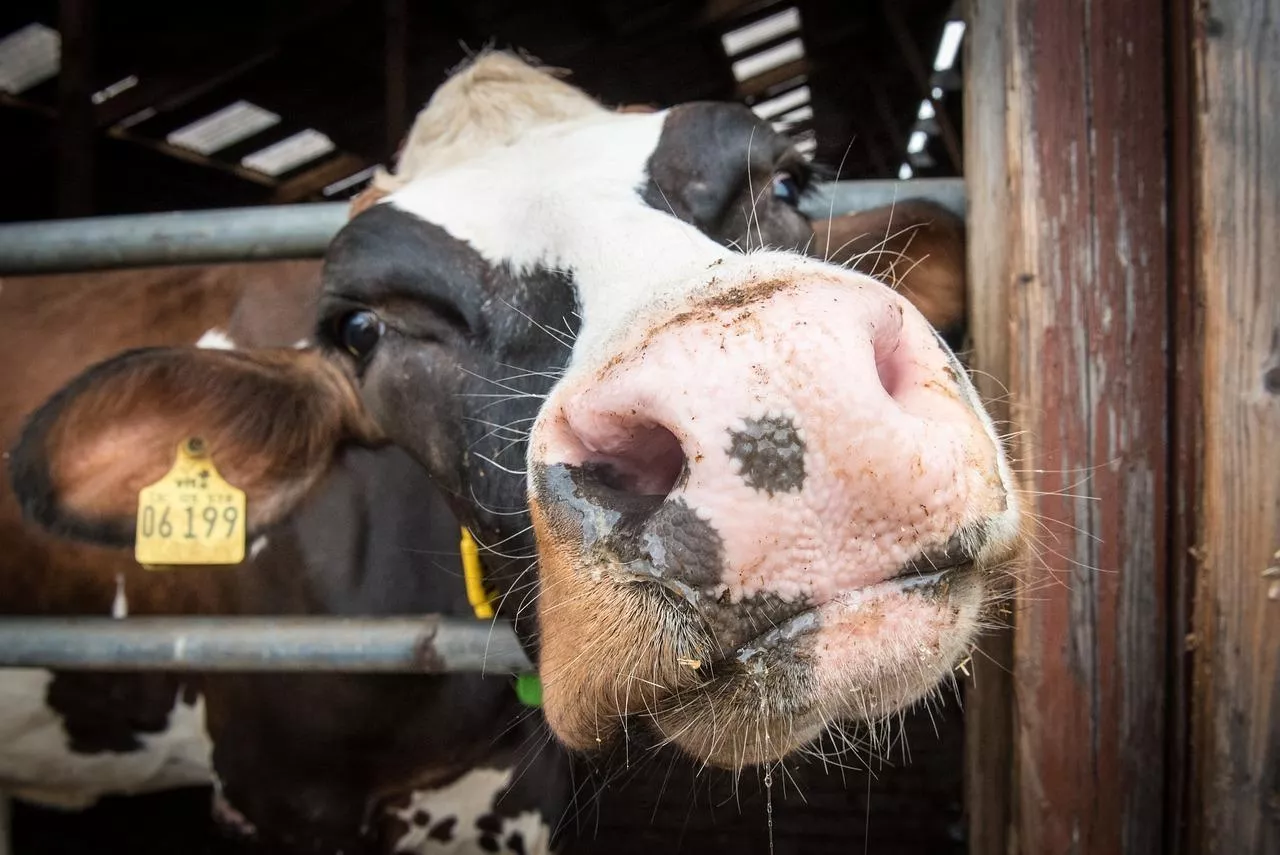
2, 51, 1010, 854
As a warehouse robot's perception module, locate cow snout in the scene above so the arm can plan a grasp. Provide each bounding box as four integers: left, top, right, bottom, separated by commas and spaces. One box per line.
529, 261, 1023, 766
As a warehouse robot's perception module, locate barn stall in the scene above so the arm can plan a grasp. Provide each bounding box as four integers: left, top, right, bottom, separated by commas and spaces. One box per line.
0, 1, 1275, 854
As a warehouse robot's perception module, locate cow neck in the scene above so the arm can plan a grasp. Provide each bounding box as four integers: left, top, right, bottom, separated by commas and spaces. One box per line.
460, 527, 542, 708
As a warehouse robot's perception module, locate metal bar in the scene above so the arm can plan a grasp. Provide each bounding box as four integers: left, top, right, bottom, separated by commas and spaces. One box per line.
0, 204, 351, 273
0, 179, 965, 274
803, 178, 966, 218
0, 616, 532, 674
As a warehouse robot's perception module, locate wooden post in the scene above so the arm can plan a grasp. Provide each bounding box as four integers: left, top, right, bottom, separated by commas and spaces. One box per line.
1167, 0, 1200, 850
384, 0, 408, 160
1186, 1, 1280, 851
966, 0, 1172, 851
960, 2, 1013, 854
56, 0, 95, 216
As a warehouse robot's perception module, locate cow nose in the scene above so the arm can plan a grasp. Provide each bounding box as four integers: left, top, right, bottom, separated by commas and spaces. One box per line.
532, 272, 964, 595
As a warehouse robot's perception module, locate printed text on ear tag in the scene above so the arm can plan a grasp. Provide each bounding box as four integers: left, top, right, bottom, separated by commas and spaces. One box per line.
135, 437, 246, 568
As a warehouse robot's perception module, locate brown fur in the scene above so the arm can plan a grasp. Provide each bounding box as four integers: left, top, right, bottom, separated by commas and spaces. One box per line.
35, 347, 381, 538
531, 500, 711, 751
348, 185, 389, 218
0, 261, 323, 616
813, 200, 967, 333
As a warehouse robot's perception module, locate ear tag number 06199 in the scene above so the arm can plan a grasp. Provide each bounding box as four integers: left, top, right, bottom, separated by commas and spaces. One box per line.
135, 438, 247, 568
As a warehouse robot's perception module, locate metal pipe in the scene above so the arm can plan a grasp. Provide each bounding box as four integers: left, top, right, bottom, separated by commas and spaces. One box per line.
0, 204, 351, 274
0, 179, 965, 274
0, 616, 532, 674
801, 177, 966, 219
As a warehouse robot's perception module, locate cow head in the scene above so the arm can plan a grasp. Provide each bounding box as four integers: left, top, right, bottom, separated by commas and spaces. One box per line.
10, 53, 1023, 769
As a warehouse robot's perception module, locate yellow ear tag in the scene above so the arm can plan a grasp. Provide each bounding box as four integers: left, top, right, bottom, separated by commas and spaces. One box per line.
134, 437, 247, 568
460, 527, 496, 619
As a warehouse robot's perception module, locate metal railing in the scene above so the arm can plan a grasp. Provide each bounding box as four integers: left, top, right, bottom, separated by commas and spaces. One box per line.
0, 617, 531, 673
0, 176, 965, 672
0, 179, 965, 274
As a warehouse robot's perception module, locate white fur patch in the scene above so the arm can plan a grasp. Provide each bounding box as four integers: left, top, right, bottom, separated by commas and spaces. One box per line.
388, 110, 731, 363
249, 535, 269, 560
391, 767, 552, 854
195, 328, 236, 350
0, 669, 213, 809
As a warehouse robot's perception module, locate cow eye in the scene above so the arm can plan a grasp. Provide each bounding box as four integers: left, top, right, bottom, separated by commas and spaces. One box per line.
338, 310, 384, 359
772, 172, 801, 207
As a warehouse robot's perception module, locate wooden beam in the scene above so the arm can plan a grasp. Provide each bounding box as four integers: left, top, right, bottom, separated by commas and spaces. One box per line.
97, 50, 279, 131
1187, 0, 1280, 851
999, 0, 1171, 851
269, 153, 366, 204
57, 0, 95, 216
384, 0, 408, 158
733, 58, 811, 99
960, 2, 1013, 853
870, 75, 908, 157
859, 126, 891, 177
106, 126, 278, 188
879, 0, 962, 172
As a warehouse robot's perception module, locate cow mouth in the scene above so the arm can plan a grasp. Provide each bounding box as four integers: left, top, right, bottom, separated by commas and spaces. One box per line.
636, 552, 985, 768
727, 555, 978, 663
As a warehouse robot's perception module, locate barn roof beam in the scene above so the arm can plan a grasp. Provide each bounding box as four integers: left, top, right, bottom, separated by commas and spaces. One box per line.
879, 0, 961, 172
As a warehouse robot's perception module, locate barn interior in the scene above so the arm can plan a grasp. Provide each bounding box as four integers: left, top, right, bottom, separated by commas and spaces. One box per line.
0, 0, 963, 221
0, 1, 971, 853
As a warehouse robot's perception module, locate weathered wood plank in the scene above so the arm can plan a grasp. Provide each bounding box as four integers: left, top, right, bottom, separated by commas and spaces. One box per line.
1168, 1, 1200, 851
1189, 1, 1280, 851
961, 3, 1015, 854
1003, 0, 1170, 851
56, 0, 95, 217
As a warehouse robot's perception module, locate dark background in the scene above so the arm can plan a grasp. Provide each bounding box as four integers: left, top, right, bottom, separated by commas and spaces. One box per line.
0, 0, 963, 222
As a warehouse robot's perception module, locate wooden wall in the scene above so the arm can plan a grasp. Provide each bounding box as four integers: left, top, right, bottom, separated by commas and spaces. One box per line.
1186, 0, 1280, 851
964, 0, 1279, 852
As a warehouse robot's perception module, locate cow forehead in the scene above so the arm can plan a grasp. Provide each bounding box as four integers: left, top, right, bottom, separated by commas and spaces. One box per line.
383, 107, 731, 355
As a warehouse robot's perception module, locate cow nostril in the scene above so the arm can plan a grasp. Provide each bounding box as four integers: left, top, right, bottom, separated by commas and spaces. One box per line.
575, 421, 685, 499
873, 304, 909, 402
545, 400, 688, 518
875, 348, 903, 400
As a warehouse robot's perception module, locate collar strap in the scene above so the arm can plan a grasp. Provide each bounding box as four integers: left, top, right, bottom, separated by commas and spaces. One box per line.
459, 527, 542, 707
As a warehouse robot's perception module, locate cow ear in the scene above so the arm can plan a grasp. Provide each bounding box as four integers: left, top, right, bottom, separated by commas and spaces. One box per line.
8, 346, 383, 548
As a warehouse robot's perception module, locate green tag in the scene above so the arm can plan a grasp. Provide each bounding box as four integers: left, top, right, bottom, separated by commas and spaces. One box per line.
515, 673, 543, 707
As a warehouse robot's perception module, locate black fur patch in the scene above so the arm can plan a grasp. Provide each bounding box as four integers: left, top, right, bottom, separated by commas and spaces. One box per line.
642, 103, 813, 251
534, 463, 725, 587
726, 415, 806, 495
698, 590, 814, 656
428, 816, 457, 842
45, 672, 188, 754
